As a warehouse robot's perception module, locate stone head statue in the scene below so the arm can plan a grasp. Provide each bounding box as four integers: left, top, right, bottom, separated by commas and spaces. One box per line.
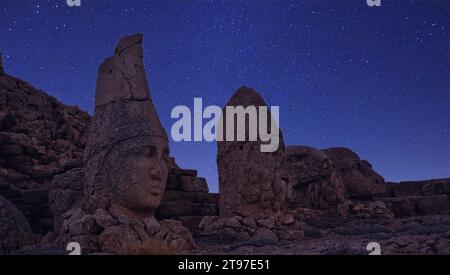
83, 34, 169, 216
323, 147, 386, 199
282, 145, 348, 213
53, 34, 197, 255
217, 87, 286, 219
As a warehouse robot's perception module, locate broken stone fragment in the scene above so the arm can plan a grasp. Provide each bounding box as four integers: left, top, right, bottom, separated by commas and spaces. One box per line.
241, 217, 257, 229
68, 214, 99, 236
143, 217, 161, 236
0, 195, 34, 249
278, 229, 305, 241
256, 216, 276, 229
95, 33, 151, 106
198, 216, 218, 230
94, 209, 117, 229
251, 228, 279, 242
223, 216, 241, 228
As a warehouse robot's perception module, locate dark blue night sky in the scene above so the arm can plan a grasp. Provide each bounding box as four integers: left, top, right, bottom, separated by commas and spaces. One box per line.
1, 0, 449, 192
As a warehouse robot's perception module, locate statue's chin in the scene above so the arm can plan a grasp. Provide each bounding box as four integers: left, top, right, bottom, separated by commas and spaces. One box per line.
113, 197, 159, 218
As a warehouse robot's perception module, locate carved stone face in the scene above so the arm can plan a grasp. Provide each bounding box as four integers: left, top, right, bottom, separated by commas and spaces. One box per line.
113, 139, 169, 213
217, 87, 286, 219
282, 146, 346, 211
85, 136, 169, 215
283, 146, 334, 192
323, 147, 386, 199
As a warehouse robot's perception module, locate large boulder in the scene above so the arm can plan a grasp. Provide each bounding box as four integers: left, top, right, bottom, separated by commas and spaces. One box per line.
0, 195, 36, 253
48, 168, 85, 233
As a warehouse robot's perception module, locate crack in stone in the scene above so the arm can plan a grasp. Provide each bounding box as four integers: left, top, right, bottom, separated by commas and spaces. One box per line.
116, 41, 142, 57
95, 97, 153, 109
117, 67, 135, 99
85, 133, 167, 164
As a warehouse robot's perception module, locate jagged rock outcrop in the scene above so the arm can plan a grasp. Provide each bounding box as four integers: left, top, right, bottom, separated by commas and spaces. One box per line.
0, 65, 90, 233
217, 87, 286, 219
48, 168, 84, 234
52, 34, 197, 254
380, 179, 450, 217
282, 146, 349, 216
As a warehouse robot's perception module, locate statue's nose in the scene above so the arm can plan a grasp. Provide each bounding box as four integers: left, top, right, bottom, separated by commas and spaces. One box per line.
150, 166, 162, 179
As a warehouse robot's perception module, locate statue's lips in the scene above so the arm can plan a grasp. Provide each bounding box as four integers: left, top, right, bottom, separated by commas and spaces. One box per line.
294, 174, 324, 187
294, 171, 333, 187
151, 174, 162, 181
148, 175, 163, 196
150, 190, 162, 196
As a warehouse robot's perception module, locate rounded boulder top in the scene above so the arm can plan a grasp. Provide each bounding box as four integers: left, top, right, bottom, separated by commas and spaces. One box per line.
226, 86, 268, 108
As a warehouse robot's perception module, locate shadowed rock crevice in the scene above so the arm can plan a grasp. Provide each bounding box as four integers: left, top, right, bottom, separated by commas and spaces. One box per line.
117, 67, 135, 99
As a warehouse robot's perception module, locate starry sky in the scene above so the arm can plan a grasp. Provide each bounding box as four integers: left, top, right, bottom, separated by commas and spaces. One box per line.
1, 0, 449, 192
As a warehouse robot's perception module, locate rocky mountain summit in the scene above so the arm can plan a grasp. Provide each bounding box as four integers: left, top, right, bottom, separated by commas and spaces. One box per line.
0, 54, 90, 236
0, 36, 449, 255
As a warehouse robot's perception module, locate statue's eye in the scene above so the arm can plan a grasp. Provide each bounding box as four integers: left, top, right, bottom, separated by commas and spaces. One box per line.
143, 146, 157, 158
288, 154, 307, 164
288, 156, 298, 163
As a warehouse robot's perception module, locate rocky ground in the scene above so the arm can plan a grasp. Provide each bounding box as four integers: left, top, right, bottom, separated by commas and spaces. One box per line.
194, 214, 450, 255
